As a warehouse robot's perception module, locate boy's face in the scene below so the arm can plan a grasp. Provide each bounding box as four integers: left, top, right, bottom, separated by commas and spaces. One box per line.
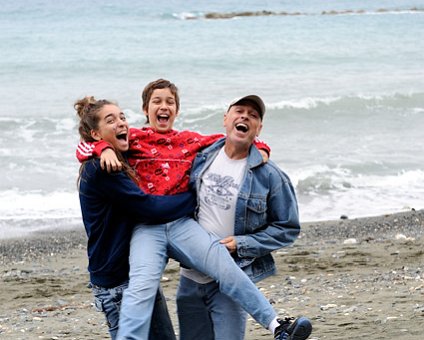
144, 88, 178, 132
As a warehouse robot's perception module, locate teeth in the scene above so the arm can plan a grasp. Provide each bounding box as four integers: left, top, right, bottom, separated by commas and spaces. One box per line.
235, 123, 248, 132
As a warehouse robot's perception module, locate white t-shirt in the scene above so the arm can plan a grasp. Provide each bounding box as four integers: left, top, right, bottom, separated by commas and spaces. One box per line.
181, 147, 247, 283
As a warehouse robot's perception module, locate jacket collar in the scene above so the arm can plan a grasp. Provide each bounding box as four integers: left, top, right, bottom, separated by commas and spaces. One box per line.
201, 137, 264, 169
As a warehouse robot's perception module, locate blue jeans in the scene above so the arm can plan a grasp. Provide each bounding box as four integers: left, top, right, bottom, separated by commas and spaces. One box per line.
92, 282, 175, 340
117, 217, 276, 340
177, 275, 247, 340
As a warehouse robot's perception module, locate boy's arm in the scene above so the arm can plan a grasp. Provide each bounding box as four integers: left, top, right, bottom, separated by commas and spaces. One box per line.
197, 133, 271, 157
253, 138, 271, 158
76, 140, 112, 162
76, 140, 122, 172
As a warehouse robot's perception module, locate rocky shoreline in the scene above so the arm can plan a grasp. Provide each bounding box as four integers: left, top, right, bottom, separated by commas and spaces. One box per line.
196, 8, 424, 20
1, 209, 423, 339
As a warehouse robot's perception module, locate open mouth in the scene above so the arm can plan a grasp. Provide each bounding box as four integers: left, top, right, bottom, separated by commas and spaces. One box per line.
235, 123, 249, 133
116, 131, 128, 141
157, 114, 170, 123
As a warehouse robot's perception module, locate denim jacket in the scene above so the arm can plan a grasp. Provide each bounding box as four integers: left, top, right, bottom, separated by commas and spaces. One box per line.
190, 138, 300, 283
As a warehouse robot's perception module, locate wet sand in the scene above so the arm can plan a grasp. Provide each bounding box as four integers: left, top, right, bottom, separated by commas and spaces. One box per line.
1, 209, 423, 339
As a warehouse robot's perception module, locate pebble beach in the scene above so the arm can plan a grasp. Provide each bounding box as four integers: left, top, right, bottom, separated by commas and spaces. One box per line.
1, 209, 423, 339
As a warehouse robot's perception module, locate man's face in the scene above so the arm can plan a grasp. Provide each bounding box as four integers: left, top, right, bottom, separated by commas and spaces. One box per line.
224, 102, 263, 148
144, 88, 178, 132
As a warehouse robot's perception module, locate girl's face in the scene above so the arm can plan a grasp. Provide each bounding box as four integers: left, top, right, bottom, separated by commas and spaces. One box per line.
144, 88, 178, 132
91, 104, 129, 152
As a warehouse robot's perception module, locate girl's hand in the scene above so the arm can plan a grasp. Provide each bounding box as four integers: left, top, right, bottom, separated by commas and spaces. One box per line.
100, 148, 122, 172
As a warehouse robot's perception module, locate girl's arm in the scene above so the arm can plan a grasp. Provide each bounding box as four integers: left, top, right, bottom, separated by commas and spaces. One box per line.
80, 159, 196, 223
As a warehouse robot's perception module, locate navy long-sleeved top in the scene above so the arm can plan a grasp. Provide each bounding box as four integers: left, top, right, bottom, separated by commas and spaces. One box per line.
79, 159, 196, 287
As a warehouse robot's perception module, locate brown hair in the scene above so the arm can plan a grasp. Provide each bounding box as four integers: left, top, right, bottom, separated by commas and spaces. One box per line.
74, 96, 114, 141
75, 96, 138, 184
141, 79, 180, 123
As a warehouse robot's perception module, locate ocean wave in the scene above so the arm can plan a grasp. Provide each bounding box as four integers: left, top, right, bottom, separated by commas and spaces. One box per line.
295, 166, 424, 195
295, 165, 352, 195
0, 216, 83, 240
0, 116, 78, 145
271, 96, 341, 110
174, 8, 424, 20
0, 116, 77, 129
0, 189, 81, 220
171, 11, 203, 20
180, 92, 424, 121
295, 168, 424, 221
270, 92, 424, 111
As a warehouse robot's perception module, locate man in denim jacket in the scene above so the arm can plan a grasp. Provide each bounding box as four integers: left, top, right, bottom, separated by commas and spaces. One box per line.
176, 95, 312, 340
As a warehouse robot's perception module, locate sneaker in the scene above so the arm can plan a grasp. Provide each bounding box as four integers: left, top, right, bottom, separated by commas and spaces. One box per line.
274, 316, 312, 340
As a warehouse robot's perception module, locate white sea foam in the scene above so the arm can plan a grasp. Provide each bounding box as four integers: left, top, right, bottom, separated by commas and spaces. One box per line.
0, 217, 83, 239
0, 189, 81, 220
297, 169, 424, 222
54, 117, 76, 132
172, 11, 201, 20
271, 96, 341, 110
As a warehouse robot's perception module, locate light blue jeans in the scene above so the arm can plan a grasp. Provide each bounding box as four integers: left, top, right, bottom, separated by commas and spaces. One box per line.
177, 275, 247, 340
92, 282, 175, 340
117, 217, 276, 340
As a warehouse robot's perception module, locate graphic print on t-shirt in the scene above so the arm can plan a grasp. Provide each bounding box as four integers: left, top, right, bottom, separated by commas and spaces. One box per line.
198, 148, 247, 236
203, 173, 240, 210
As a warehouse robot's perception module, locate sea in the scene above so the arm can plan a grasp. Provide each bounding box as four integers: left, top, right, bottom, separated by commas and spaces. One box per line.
0, 0, 423, 239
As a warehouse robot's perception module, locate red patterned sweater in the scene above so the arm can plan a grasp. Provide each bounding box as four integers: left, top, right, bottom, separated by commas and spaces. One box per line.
77, 127, 269, 195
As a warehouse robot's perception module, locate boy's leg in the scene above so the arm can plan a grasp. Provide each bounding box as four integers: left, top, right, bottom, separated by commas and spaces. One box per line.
167, 217, 276, 329
176, 275, 214, 340
149, 287, 176, 340
117, 224, 169, 340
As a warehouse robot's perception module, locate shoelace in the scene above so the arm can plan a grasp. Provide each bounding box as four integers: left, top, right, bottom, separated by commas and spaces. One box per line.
282, 316, 295, 324
276, 317, 294, 340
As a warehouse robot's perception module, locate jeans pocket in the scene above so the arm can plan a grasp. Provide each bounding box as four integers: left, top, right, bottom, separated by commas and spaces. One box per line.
109, 282, 127, 309
94, 295, 104, 312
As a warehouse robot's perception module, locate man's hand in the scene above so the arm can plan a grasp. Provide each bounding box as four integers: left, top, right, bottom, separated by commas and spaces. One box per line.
220, 236, 237, 254
259, 149, 269, 163
100, 148, 122, 172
